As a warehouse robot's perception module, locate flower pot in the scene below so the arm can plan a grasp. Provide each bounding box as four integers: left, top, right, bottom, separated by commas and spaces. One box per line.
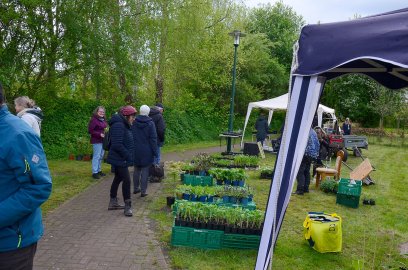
190, 194, 197, 201
180, 173, 185, 182
230, 227, 238, 234
222, 196, 230, 203
193, 221, 200, 228
75, 155, 83, 161
238, 180, 245, 187
198, 195, 207, 202
68, 154, 75, 160
83, 155, 91, 161
207, 196, 214, 203
232, 180, 239, 186
216, 180, 223, 185
174, 218, 181, 226
224, 179, 231, 185
199, 170, 206, 176
166, 196, 175, 207
182, 193, 190, 200
224, 226, 232, 233
230, 197, 238, 204
240, 197, 249, 205
180, 220, 187, 227
187, 221, 194, 228
248, 194, 254, 202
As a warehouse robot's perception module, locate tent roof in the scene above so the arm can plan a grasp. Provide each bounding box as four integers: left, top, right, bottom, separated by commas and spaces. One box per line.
294, 8, 408, 89
248, 93, 335, 115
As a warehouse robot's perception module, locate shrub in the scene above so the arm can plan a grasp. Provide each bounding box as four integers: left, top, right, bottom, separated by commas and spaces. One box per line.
320, 179, 338, 194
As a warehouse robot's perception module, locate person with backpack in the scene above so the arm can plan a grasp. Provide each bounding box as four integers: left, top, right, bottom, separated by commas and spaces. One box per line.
132, 105, 158, 197
14, 96, 43, 136
0, 84, 52, 269
88, 106, 108, 179
106, 105, 136, 217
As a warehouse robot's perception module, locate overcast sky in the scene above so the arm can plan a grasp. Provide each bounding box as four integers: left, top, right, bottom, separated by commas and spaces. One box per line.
245, 0, 407, 24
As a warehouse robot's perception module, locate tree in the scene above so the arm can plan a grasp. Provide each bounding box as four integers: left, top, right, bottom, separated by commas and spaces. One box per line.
370, 84, 405, 129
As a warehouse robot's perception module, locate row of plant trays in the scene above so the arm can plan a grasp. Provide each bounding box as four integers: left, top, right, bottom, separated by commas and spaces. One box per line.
174, 221, 263, 235
171, 226, 261, 250
212, 164, 259, 169
173, 199, 257, 212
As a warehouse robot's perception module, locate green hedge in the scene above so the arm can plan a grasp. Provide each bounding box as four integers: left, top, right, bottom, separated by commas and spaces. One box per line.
41, 98, 231, 159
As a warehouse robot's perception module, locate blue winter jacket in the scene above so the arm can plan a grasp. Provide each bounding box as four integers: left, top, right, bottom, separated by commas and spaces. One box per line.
132, 115, 158, 167
106, 113, 134, 167
0, 105, 52, 252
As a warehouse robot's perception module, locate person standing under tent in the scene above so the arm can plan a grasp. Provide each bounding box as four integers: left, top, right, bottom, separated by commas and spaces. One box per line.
294, 127, 320, 195
0, 84, 52, 269
255, 111, 269, 146
106, 105, 136, 217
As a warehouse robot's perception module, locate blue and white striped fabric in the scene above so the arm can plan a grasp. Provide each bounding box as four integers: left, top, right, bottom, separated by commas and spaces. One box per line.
255, 75, 325, 270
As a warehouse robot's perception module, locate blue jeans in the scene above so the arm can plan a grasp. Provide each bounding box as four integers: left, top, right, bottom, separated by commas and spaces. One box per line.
154, 146, 161, 165
92, 143, 104, 174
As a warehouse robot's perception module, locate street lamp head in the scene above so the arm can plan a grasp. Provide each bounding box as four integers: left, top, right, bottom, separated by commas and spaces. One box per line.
229, 30, 246, 46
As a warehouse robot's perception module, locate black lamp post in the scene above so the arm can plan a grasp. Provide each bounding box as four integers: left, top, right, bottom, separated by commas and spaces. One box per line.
226, 30, 246, 153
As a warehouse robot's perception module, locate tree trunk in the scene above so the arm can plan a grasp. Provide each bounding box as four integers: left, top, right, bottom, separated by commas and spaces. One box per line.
155, 1, 168, 103
379, 116, 384, 129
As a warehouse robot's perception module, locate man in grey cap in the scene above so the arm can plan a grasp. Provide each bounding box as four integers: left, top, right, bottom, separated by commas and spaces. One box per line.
149, 103, 166, 164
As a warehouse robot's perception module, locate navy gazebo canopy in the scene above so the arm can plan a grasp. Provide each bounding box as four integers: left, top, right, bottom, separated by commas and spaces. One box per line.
256, 8, 408, 270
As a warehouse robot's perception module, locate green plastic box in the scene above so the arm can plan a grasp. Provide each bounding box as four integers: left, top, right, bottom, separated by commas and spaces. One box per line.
171, 226, 261, 250
222, 233, 261, 249
336, 178, 362, 208
183, 174, 213, 186
171, 226, 223, 249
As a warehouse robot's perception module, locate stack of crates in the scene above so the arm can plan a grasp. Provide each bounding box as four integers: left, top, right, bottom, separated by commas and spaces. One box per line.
336, 178, 362, 208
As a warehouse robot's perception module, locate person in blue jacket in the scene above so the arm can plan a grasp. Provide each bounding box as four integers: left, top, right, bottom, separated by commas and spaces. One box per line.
0, 83, 52, 269
132, 105, 158, 197
107, 105, 136, 217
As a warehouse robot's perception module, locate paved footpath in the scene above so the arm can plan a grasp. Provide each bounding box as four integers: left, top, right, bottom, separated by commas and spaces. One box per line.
34, 145, 228, 270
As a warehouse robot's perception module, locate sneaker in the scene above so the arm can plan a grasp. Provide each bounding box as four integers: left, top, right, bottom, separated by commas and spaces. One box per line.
141, 193, 148, 197
292, 190, 304, 195
124, 200, 133, 217
98, 171, 106, 177
133, 189, 141, 194
92, 173, 100, 179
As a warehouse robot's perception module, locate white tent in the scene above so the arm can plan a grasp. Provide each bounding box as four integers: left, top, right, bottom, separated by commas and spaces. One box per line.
241, 93, 336, 147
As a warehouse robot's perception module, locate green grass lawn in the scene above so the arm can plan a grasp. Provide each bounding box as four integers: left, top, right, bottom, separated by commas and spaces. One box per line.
150, 142, 408, 270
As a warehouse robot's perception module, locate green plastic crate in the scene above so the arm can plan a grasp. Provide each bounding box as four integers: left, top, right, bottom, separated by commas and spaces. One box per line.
222, 233, 261, 249
171, 226, 223, 249
337, 178, 362, 196
337, 178, 362, 208
183, 174, 213, 186
336, 193, 360, 208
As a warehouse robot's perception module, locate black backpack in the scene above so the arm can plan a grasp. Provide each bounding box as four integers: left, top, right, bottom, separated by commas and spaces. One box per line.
102, 129, 111, 151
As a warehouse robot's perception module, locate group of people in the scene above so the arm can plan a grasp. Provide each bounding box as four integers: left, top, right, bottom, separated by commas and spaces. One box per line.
0, 85, 52, 269
88, 103, 166, 217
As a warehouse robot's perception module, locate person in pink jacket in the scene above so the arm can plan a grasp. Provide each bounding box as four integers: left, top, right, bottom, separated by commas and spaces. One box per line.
88, 106, 107, 179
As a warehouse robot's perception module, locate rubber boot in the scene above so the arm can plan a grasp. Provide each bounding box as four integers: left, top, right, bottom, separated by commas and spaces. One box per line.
124, 199, 133, 217
108, 197, 125, 210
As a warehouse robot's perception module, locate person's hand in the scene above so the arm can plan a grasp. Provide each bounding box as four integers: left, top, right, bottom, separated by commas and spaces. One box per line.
101, 133, 105, 138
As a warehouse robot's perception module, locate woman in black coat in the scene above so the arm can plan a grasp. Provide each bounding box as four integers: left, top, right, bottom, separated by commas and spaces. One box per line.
107, 105, 137, 217
132, 105, 158, 197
